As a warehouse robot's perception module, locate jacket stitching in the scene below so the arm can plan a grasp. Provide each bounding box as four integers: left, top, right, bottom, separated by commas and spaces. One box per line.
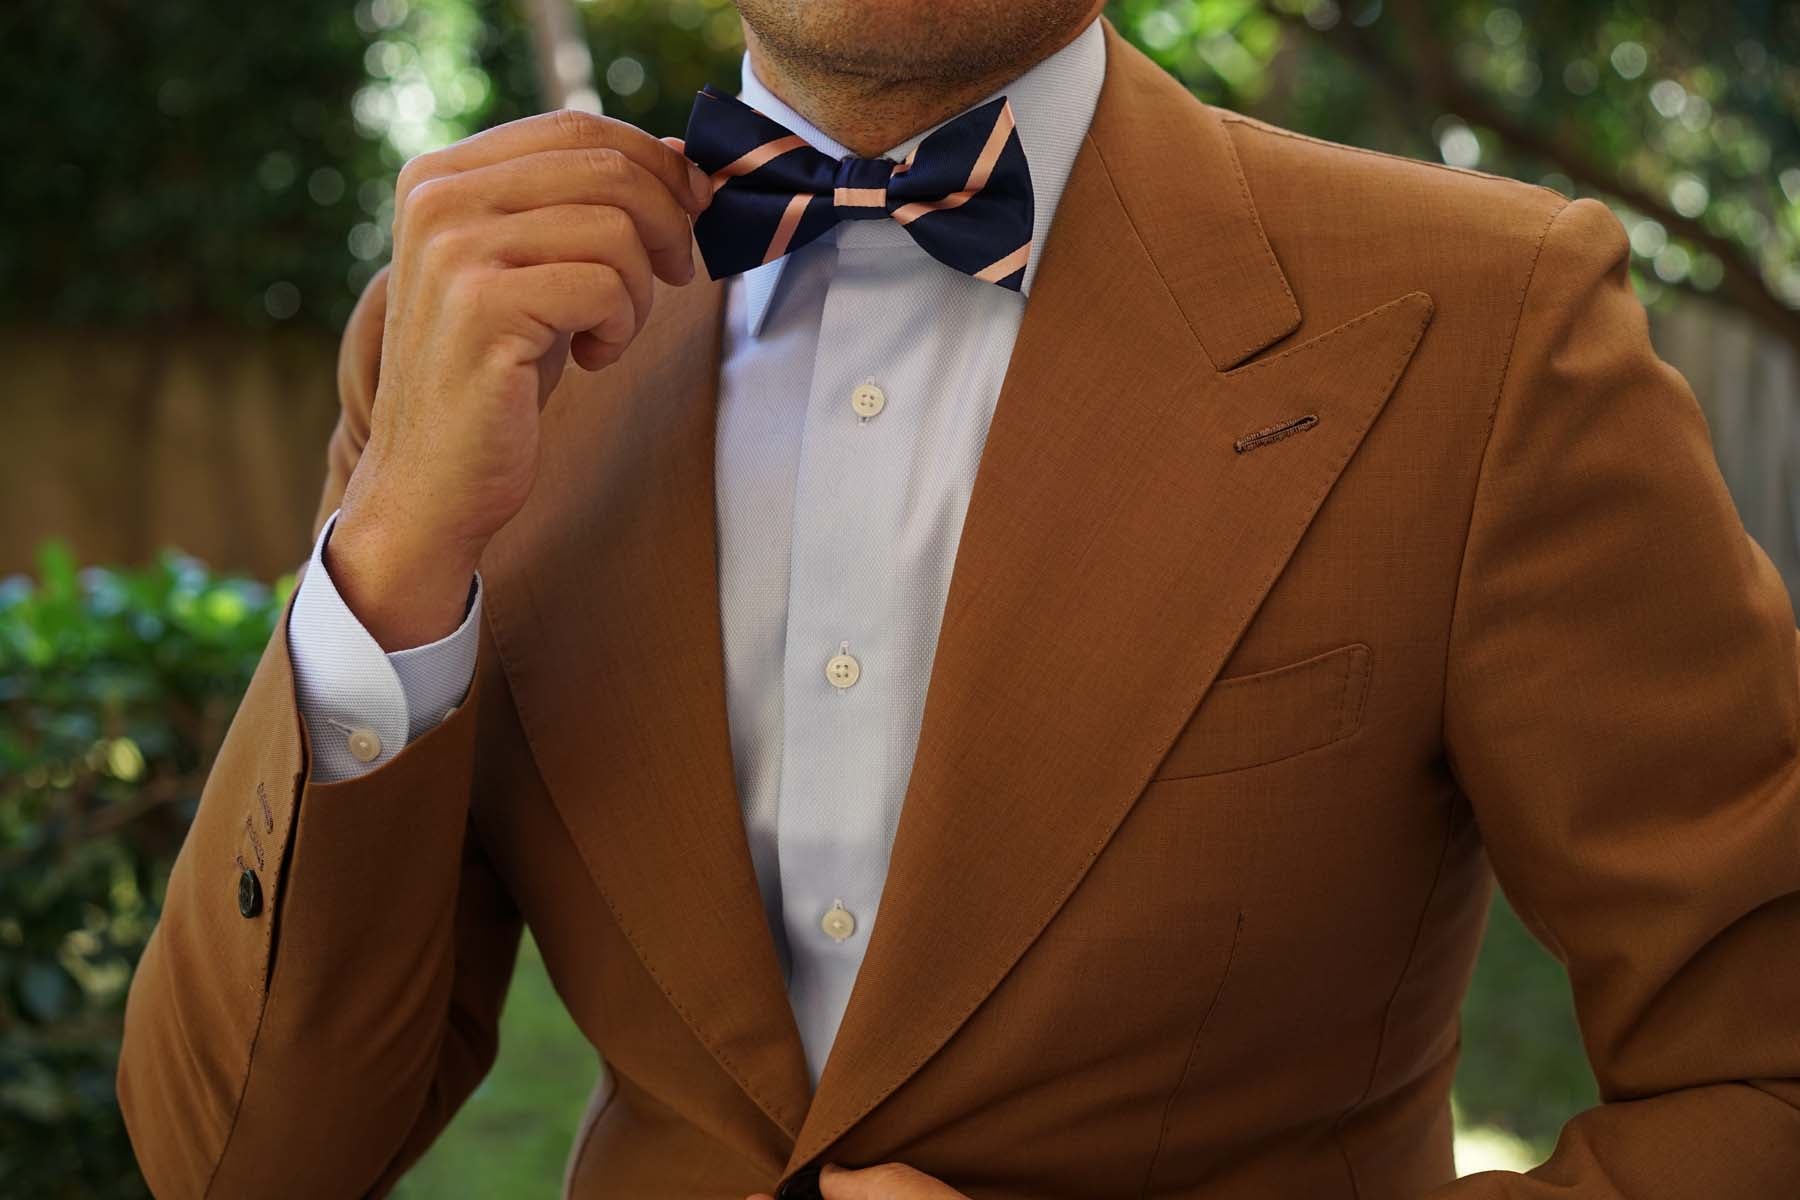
1234, 412, 1319, 453
200, 688, 309, 1199
1222, 291, 1432, 380
1138, 911, 1246, 1198
1218, 113, 1569, 204
1213, 116, 1303, 365
563, 1069, 619, 1198
1152, 645, 1370, 782
483, 575, 802, 1138
241, 814, 266, 871
1341, 639, 1373, 739
1327, 791, 1460, 1195
1089, 116, 1300, 372
1436, 195, 1571, 774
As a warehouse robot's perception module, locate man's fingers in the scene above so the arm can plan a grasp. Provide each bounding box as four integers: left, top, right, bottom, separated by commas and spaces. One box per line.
817, 1161, 968, 1199
398, 107, 709, 215
400, 148, 699, 283
476, 260, 642, 357
662, 135, 716, 206
465, 196, 690, 288
486, 149, 697, 282
744, 1163, 967, 1200
432, 215, 654, 344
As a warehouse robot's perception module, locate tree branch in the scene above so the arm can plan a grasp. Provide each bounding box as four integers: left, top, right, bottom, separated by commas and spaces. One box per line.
1270, 4, 1800, 355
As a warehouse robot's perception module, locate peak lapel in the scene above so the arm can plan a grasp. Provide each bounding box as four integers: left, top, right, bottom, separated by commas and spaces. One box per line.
784, 22, 1434, 1178
481, 273, 815, 1157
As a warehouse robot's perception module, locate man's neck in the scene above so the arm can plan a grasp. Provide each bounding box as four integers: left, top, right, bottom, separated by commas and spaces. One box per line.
741, 5, 1104, 157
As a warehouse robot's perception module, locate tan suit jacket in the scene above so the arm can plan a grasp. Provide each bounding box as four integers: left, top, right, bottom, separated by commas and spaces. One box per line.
117, 19, 1800, 1199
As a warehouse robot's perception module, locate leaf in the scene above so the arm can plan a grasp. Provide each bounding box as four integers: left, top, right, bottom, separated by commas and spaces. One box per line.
34, 541, 77, 604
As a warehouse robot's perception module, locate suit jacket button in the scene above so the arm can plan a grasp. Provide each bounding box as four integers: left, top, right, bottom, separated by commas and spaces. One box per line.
775, 1164, 823, 1200
238, 867, 262, 918
346, 726, 382, 763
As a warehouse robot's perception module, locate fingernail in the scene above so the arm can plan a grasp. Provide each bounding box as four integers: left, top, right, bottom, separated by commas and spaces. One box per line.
686, 162, 712, 211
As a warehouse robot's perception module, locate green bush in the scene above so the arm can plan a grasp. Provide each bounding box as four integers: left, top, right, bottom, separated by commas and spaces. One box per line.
0, 543, 290, 1199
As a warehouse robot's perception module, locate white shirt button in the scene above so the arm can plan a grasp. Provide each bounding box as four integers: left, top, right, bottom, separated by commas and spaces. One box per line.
820, 899, 856, 942
850, 380, 886, 418
825, 650, 861, 689
346, 726, 382, 763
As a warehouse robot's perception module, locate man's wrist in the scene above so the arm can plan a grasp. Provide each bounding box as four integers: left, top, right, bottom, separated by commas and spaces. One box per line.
324, 511, 479, 652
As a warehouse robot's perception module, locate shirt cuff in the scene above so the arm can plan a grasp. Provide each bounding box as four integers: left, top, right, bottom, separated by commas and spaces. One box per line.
286, 509, 482, 783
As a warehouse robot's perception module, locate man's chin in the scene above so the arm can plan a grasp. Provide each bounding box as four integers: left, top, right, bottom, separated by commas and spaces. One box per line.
735, 0, 1097, 86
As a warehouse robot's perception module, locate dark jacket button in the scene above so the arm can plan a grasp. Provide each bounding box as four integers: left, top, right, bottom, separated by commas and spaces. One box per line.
238, 867, 262, 918
775, 1164, 822, 1200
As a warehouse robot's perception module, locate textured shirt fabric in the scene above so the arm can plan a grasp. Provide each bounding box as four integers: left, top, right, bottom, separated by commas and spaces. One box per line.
287, 510, 483, 781
285, 15, 1106, 1087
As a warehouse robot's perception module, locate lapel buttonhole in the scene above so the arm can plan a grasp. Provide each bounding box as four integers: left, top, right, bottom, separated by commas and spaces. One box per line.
1234, 413, 1319, 454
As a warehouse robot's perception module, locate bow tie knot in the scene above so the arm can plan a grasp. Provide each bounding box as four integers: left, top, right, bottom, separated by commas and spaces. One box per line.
683, 85, 1035, 290
830, 155, 899, 219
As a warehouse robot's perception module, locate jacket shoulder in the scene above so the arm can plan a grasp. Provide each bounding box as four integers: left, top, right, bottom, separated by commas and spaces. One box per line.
1212, 110, 1575, 338
1218, 110, 1568, 228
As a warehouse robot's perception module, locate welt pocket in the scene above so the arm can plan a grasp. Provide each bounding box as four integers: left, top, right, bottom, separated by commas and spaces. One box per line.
1150, 642, 1372, 781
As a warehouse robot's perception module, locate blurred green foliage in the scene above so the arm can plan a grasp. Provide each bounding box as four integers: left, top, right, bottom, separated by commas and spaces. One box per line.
5, 1, 1794, 338
1456, 893, 1598, 1152
3, 2, 386, 332
1107, 0, 1800, 329
0, 0, 1786, 1193
0, 0, 741, 333
0, 546, 290, 1198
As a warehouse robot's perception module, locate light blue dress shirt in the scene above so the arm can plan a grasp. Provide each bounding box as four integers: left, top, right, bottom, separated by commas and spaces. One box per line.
287, 15, 1107, 1088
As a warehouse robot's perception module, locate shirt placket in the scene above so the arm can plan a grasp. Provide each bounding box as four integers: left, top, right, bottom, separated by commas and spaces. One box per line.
776, 228, 930, 1085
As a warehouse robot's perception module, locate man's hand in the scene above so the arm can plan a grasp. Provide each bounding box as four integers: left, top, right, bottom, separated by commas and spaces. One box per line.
328, 109, 713, 650
747, 1162, 971, 1200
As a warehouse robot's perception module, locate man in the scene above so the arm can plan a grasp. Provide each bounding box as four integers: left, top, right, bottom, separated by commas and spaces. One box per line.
116, 0, 1800, 1196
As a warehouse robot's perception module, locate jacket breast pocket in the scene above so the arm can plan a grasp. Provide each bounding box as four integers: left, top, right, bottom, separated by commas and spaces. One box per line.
1150, 642, 1372, 781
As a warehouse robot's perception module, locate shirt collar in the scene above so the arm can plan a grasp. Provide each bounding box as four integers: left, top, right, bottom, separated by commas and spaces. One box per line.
734, 15, 1107, 338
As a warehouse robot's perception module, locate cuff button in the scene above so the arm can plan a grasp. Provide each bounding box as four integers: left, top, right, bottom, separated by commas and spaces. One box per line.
238, 867, 262, 919
346, 726, 382, 763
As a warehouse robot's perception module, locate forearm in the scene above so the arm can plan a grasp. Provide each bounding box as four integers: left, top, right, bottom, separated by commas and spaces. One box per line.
115, 603, 500, 1197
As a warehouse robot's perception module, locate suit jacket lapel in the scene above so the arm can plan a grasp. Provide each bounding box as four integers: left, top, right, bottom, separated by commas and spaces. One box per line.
480, 269, 815, 1161
481, 16, 1435, 1182
783, 20, 1434, 1177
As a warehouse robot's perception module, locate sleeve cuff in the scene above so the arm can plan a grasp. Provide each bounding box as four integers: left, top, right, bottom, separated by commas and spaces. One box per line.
286, 509, 483, 783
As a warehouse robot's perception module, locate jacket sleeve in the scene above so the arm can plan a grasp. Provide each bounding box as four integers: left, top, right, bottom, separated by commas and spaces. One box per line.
116, 264, 527, 1198
286, 507, 484, 783
1429, 196, 1800, 1197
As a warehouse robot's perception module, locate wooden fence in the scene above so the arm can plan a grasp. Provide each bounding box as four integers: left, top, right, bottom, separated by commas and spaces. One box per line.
5, 299, 1799, 619
3, 325, 340, 580
1650, 302, 1800, 613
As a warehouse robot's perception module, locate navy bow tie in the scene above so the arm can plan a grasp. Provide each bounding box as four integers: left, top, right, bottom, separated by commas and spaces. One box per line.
681, 84, 1035, 291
